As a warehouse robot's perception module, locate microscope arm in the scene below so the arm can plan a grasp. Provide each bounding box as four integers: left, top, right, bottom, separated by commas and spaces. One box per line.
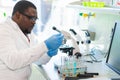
69, 29, 91, 44
61, 30, 81, 55
70, 37, 81, 54
69, 29, 83, 42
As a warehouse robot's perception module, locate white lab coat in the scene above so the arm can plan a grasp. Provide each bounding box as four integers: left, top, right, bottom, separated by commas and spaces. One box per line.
0, 18, 51, 80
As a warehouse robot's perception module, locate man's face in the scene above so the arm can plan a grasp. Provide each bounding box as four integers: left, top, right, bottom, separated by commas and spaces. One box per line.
19, 7, 38, 34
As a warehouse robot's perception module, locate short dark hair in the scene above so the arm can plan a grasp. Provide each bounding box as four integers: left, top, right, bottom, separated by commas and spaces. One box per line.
12, 0, 36, 16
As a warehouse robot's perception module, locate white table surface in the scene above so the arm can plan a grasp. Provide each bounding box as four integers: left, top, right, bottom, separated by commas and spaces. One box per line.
36, 53, 120, 80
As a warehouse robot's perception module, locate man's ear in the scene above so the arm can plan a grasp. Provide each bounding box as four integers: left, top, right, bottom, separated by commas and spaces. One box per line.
15, 11, 22, 20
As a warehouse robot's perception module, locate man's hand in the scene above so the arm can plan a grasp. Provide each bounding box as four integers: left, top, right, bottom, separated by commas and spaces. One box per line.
45, 33, 64, 50
47, 49, 58, 57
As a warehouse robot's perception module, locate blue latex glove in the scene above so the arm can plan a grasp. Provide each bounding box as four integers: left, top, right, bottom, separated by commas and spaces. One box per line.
47, 49, 58, 57
45, 33, 64, 50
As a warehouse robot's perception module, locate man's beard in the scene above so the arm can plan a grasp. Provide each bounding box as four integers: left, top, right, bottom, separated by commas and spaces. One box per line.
23, 29, 31, 34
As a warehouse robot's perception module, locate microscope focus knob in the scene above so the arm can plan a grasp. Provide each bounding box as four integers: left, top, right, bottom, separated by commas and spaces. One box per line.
86, 40, 91, 44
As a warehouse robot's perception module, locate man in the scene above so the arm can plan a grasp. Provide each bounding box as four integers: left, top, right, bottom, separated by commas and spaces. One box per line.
0, 0, 64, 80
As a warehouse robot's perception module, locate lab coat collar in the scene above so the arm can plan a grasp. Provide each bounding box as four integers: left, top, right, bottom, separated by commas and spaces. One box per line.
6, 17, 31, 46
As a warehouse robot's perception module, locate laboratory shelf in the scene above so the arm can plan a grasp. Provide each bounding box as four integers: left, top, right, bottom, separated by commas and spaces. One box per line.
67, 4, 120, 15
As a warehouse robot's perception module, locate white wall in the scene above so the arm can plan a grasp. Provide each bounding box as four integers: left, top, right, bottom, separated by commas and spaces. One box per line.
0, 0, 18, 23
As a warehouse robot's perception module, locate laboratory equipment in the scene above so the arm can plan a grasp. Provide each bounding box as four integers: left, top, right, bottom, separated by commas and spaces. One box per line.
69, 29, 91, 45
52, 26, 61, 33
69, 29, 91, 55
55, 46, 86, 78
52, 27, 80, 55
82, 1, 105, 7
52, 27, 92, 77
59, 47, 75, 56
79, 12, 96, 19
106, 21, 120, 75
56, 46, 99, 79
52, 26, 67, 44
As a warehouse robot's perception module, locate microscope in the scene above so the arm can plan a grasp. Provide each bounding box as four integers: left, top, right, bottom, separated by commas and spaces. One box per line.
52, 27, 99, 78
69, 29, 91, 55
52, 26, 82, 57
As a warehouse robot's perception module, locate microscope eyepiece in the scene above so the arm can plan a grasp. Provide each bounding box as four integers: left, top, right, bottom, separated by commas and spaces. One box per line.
52, 26, 61, 33
52, 26, 56, 30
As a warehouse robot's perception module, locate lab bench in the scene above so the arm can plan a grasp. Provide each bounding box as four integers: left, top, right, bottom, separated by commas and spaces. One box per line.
30, 54, 120, 80
30, 64, 49, 80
